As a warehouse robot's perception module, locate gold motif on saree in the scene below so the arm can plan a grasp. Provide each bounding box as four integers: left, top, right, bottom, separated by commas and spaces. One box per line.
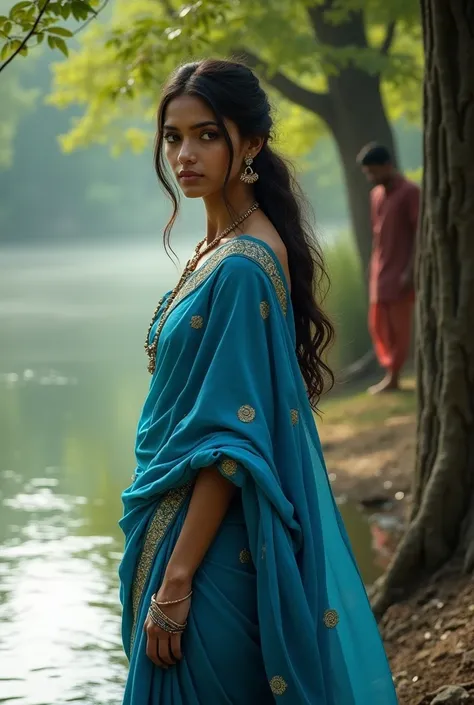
190, 315, 204, 329
323, 608, 339, 628
220, 458, 238, 477
158, 239, 288, 335
260, 300, 270, 319
130, 484, 191, 652
290, 409, 299, 426
270, 676, 288, 695
238, 405, 256, 423
239, 548, 251, 564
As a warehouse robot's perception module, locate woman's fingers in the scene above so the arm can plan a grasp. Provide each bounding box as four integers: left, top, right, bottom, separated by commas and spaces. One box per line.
158, 634, 176, 666
170, 632, 183, 661
143, 615, 183, 667
146, 630, 166, 668
145, 621, 168, 668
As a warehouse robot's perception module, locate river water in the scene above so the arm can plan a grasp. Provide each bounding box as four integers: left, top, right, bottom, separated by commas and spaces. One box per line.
0, 243, 383, 704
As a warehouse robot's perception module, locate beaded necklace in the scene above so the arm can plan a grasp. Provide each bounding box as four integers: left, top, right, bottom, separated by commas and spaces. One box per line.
144, 201, 259, 374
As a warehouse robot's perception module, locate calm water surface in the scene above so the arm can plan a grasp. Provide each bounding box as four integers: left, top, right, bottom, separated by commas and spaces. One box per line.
0, 243, 383, 704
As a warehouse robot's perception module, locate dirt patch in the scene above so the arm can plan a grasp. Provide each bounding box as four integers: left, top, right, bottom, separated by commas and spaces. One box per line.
381, 562, 474, 704
318, 380, 416, 513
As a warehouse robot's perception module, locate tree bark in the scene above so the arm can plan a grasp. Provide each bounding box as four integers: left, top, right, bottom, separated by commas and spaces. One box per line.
307, 2, 399, 276
372, 0, 474, 619
241, 2, 398, 277
328, 70, 398, 276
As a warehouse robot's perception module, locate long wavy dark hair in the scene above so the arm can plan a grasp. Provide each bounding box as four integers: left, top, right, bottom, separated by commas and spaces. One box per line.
154, 59, 334, 409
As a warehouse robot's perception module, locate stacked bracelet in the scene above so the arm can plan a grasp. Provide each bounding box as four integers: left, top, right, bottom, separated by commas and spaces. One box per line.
148, 594, 188, 634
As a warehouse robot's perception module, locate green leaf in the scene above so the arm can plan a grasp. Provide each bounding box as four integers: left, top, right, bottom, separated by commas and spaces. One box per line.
60, 5, 71, 19
0, 40, 11, 59
19, 44, 28, 56
3, 21, 12, 35
79, 2, 97, 14
7, 38, 23, 55
71, 1, 90, 20
36, 31, 44, 44
47, 34, 56, 49
47, 26, 73, 37
54, 37, 69, 56
9, 1, 33, 19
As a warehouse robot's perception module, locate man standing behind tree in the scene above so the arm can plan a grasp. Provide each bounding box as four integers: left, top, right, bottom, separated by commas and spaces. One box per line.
357, 143, 420, 394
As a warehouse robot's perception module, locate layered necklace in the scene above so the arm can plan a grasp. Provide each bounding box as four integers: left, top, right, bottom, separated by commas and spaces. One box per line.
145, 201, 259, 374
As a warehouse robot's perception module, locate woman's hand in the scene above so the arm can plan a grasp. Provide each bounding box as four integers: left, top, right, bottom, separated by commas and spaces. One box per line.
144, 581, 192, 668
143, 467, 235, 668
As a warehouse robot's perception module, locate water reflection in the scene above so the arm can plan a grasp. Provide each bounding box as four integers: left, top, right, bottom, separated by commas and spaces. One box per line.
0, 245, 391, 704
0, 366, 138, 703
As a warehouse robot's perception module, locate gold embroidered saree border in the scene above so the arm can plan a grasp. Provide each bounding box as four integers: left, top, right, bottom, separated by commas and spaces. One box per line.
160, 239, 288, 334
130, 483, 192, 652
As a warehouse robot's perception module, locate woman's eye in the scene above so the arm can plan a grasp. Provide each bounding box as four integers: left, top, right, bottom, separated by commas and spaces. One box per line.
201, 131, 219, 141
164, 133, 179, 144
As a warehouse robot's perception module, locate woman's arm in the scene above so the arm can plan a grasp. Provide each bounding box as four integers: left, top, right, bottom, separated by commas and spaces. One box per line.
145, 466, 236, 667
162, 466, 236, 592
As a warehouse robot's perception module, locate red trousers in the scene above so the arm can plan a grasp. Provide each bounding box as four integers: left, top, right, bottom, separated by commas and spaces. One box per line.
368, 296, 414, 373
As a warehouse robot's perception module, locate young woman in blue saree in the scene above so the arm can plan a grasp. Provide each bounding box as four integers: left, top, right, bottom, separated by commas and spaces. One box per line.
119, 59, 398, 704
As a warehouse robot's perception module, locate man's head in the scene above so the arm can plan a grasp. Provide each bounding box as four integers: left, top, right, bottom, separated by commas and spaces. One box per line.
357, 143, 394, 186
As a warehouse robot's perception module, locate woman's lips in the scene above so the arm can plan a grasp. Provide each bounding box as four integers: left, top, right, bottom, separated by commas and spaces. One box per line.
178, 171, 204, 183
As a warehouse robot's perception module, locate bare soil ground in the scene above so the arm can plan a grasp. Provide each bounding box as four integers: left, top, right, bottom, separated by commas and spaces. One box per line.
319, 376, 416, 512
381, 563, 474, 704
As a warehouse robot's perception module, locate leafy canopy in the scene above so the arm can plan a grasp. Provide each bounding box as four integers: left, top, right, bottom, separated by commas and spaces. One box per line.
0, 0, 105, 66
1, 0, 423, 157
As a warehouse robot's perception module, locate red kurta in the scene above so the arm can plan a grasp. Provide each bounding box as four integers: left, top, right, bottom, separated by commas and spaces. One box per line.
368, 175, 420, 372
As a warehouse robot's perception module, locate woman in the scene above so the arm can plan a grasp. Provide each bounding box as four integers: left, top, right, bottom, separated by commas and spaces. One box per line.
119, 59, 397, 704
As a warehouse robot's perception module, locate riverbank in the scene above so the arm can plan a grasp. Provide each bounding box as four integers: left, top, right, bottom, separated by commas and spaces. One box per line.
320, 379, 474, 704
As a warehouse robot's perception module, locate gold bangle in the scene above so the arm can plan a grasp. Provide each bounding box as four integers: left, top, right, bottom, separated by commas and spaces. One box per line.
147, 608, 185, 633
150, 598, 187, 631
149, 608, 186, 632
154, 589, 193, 606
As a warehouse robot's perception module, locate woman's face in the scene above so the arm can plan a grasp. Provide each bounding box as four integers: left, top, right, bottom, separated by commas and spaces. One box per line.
162, 95, 249, 199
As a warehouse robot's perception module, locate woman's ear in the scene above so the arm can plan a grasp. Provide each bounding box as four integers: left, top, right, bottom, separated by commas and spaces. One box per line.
248, 136, 264, 159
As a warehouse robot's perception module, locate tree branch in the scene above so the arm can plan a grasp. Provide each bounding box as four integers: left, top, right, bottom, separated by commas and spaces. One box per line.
0, 0, 51, 74
234, 48, 333, 125
380, 20, 396, 56
73, 0, 111, 37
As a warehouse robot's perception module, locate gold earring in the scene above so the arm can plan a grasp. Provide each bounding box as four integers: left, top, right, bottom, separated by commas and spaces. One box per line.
240, 155, 259, 184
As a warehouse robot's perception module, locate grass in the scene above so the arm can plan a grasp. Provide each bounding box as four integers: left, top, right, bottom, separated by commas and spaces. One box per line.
321, 376, 416, 426
315, 375, 417, 511
322, 231, 371, 370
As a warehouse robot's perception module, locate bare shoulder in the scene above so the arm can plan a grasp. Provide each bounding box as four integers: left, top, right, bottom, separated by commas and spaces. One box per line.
243, 217, 291, 289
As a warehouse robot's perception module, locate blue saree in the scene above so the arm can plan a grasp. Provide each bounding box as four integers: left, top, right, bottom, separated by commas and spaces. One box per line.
119, 235, 398, 704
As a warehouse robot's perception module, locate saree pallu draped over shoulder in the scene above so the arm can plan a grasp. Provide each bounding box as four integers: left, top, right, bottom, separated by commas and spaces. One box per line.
119, 236, 398, 705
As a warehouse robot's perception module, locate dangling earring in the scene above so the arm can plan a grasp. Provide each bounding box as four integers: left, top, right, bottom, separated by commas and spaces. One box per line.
240, 154, 259, 184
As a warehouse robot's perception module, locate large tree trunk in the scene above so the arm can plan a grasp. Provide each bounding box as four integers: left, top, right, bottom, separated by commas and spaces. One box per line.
243, 2, 398, 280
372, 0, 474, 618
328, 70, 398, 278
308, 1, 399, 277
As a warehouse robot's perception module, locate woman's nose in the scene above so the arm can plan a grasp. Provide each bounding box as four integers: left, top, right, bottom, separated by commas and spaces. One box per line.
178, 139, 197, 165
